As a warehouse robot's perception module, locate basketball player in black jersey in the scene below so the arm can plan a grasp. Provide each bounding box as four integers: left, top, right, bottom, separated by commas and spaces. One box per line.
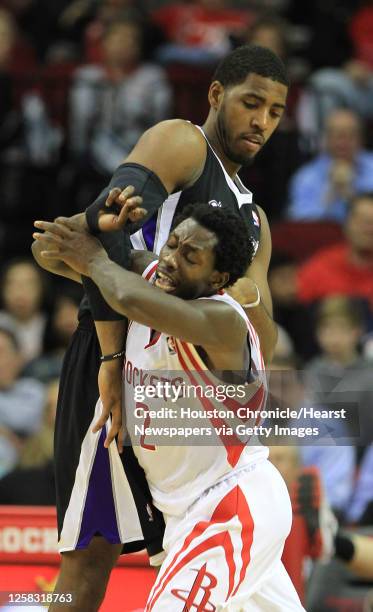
32, 45, 288, 611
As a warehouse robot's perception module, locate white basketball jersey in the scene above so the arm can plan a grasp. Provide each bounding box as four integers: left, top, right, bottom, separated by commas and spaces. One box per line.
124, 261, 268, 516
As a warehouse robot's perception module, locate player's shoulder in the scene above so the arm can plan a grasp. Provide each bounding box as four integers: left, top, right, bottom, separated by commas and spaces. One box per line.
197, 296, 248, 339
144, 119, 206, 150
132, 120, 207, 189
131, 251, 158, 276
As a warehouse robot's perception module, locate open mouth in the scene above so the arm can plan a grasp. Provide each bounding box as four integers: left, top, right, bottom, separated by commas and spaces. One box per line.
155, 270, 177, 292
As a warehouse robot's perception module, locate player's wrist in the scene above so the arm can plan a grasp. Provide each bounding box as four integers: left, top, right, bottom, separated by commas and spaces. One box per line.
87, 250, 111, 278
100, 348, 125, 363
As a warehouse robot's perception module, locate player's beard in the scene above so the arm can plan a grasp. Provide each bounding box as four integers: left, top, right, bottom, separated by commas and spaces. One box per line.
216, 103, 256, 167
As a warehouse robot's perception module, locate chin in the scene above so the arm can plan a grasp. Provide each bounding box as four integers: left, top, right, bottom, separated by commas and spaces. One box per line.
229, 148, 257, 167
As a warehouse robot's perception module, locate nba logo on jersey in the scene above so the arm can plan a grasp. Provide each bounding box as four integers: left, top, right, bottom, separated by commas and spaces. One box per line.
166, 337, 176, 354
252, 210, 260, 226
208, 200, 222, 208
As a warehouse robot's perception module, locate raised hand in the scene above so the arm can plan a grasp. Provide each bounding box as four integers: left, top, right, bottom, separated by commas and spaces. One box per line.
33, 218, 105, 276
97, 186, 147, 232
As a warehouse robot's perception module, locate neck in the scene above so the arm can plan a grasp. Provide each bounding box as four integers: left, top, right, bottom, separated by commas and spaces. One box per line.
202, 116, 241, 178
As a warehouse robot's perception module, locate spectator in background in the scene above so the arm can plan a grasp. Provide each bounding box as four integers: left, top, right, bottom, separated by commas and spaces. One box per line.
268, 252, 317, 360
0, 8, 61, 165
346, 444, 373, 526
288, 110, 373, 222
305, 296, 373, 445
18, 377, 58, 468
68, 17, 172, 210
245, 13, 287, 60
81, 0, 165, 64
350, 0, 373, 70
0, 8, 62, 259
0, 5, 36, 73
297, 0, 373, 145
269, 444, 336, 603
239, 15, 306, 220
297, 192, 373, 325
0, 326, 45, 478
23, 286, 81, 382
0, 0, 71, 62
152, 0, 251, 65
0, 258, 47, 363
0, 377, 57, 506
268, 355, 355, 516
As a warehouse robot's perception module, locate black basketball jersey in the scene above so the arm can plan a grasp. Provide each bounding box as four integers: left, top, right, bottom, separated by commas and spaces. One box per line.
130, 125, 261, 257
78, 126, 261, 318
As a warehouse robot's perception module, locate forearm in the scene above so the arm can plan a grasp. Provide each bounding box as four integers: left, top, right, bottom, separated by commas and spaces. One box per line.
89, 255, 168, 324
82, 228, 131, 321
243, 302, 278, 365
85, 163, 168, 235
94, 320, 127, 355
87, 255, 229, 346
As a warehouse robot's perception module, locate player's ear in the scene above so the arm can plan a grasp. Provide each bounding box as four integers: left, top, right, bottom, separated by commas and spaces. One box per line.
209, 270, 229, 291
208, 81, 224, 111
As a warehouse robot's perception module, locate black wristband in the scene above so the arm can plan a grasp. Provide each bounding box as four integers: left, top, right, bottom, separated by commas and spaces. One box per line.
100, 349, 126, 362
334, 531, 355, 562
85, 163, 168, 236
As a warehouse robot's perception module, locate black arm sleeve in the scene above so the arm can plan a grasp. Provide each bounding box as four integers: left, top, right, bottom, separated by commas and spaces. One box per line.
83, 163, 169, 321
82, 230, 131, 321
85, 163, 169, 235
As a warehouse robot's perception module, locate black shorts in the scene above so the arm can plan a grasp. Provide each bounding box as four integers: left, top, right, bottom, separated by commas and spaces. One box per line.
54, 313, 165, 563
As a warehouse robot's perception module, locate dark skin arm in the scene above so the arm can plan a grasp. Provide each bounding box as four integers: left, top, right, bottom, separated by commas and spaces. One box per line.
33, 221, 248, 372
227, 206, 277, 364
60, 121, 276, 362
32, 222, 127, 450
70, 120, 207, 233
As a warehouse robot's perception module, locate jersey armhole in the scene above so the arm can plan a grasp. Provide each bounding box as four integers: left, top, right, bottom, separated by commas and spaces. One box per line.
142, 259, 158, 281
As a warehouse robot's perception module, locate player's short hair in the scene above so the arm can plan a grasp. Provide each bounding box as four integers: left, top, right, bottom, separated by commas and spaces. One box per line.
173, 202, 255, 287
213, 44, 289, 89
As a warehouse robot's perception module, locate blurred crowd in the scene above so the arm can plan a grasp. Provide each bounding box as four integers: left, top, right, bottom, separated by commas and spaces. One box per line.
0, 0, 373, 608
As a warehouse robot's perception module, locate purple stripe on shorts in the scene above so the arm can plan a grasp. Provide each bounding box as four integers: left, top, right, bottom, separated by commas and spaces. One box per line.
77, 428, 121, 548
142, 215, 157, 251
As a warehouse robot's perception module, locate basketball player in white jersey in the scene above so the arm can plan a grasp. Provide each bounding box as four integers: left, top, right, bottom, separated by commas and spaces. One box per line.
32, 45, 289, 610
33, 202, 305, 611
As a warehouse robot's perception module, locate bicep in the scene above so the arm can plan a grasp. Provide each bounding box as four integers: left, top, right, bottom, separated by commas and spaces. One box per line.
245, 206, 273, 316
124, 120, 206, 193
127, 292, 242, 348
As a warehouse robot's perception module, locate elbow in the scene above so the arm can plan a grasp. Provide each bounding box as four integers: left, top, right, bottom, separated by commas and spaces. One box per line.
111, 289, 141, 317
